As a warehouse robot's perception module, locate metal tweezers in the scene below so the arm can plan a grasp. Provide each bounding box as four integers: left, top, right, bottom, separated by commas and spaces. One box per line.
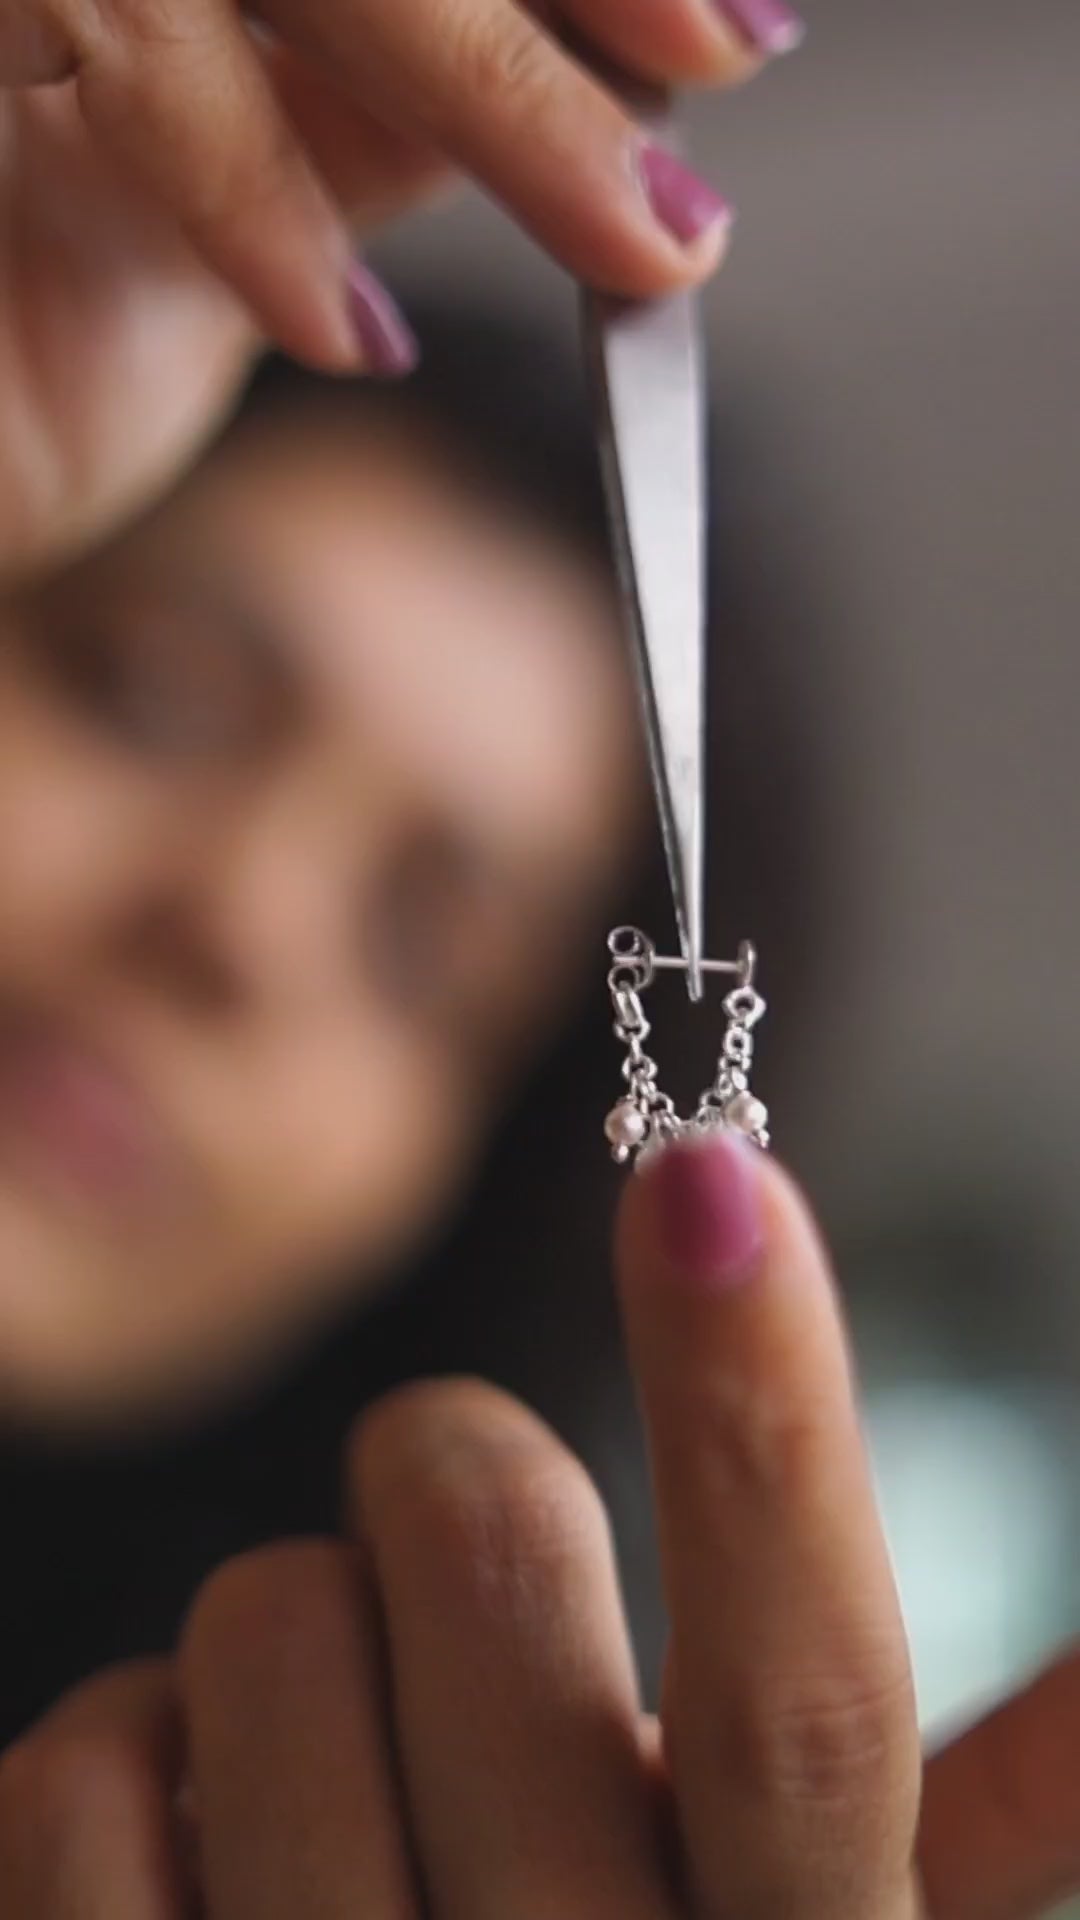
582, 95, 707, 1000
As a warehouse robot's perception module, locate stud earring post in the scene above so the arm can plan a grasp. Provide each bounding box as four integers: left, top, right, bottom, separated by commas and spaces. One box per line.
649, 955, 742, 976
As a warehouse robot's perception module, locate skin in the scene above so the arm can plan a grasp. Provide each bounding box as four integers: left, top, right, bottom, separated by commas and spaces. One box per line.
0, 413, 637, 1421
2, 1144, 1079, 1918
0, 0, 763, 583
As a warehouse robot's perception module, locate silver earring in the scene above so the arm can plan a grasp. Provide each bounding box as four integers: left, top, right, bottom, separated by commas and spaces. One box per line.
603, 927, 769, 1166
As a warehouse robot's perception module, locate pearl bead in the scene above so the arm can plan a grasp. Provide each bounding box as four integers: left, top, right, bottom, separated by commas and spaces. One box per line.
724, 1091, 769, 1136
633, 1134, 665, 1174
604, 1101, 647, 1150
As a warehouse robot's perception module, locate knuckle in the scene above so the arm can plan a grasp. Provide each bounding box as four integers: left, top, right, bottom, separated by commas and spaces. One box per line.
729, 1664, 915, 1811
682, 1371, 834, 1508
80, 19, 302, 227
436, 3, 559, 119
89, 0, 197, 55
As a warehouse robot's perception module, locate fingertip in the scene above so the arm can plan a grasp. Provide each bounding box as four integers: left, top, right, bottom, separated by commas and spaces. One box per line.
618, 1134, 834, 1321
224, 254, 419, 380
717, 0, 807, 61
618, 1133, 766, 1297
635, 141, 735, 280
578, 205, 734, 304
344, 262, 420, 377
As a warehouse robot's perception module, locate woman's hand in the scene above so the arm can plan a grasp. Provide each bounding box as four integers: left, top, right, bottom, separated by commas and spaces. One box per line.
0, 75, 440, 584
0, 0, 778, 584
10, 1137, 1074, 1919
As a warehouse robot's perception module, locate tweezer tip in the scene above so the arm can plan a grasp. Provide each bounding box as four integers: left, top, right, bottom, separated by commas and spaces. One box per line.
678, 914, 704, 1001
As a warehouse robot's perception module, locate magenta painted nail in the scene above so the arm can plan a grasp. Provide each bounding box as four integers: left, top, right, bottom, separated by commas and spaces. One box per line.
346, 263, 419, 378
639, 144, 734, 248
716, 0, 806, 56
648, 1135, 763, 1288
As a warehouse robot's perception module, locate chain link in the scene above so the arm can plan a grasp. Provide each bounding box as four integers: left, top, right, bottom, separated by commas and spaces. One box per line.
695, 982, 768, 1144
610, 981, 675, 1128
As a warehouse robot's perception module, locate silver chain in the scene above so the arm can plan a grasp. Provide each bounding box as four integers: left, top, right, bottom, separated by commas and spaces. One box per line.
604, 928, 770, 1165
610, 979, 678, 1139
694, 981, 767, 1131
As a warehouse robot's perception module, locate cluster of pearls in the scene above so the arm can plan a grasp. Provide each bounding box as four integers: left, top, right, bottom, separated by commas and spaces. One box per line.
603, 1093, 768, 1161
603, 928, 769, 1168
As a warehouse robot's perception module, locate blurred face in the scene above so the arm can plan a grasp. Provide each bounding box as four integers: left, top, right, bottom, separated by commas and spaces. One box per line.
0, 414, 636, 1424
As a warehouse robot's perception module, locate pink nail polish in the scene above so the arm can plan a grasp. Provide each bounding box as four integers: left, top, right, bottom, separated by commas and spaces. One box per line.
716, 0, 806, 57
346, 263, 419, 378
639, 144, 734, 248
648, 1135, 763, 1288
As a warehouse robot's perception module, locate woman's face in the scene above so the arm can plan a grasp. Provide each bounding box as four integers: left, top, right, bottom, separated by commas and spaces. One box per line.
0, 413, 636, 1423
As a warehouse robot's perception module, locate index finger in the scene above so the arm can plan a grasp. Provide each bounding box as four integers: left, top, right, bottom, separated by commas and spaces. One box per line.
617, 1136, 921, 1920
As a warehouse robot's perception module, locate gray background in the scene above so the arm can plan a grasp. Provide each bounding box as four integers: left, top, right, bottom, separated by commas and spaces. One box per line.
375, 0, 1080, 1731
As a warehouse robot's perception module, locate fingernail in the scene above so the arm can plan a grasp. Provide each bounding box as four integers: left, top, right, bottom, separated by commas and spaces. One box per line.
346, 263, 419, 378
648, 1134, 763, 1288
639, 143, 734, 248
715, 0, 806, 57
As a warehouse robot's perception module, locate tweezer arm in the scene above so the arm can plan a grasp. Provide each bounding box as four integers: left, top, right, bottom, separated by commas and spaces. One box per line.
580, 97, 708, 1000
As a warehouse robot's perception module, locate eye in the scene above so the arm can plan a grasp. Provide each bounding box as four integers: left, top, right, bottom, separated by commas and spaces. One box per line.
366, 832, 515, 1040
33, 590, 285, 764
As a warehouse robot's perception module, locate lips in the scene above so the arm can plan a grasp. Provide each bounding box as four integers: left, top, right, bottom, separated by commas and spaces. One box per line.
0, 1008, 186, 1222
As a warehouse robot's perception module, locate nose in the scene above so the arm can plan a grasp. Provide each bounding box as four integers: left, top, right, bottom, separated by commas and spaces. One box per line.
112, 784, 356, 1019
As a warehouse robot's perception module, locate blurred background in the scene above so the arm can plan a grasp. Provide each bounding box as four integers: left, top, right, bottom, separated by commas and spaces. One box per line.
371, 0, 1080, 1738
